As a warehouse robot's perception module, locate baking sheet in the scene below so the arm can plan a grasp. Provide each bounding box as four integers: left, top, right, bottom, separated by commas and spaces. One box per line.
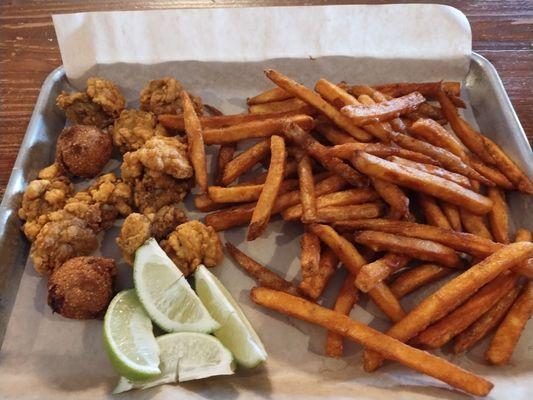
0, 5, 532, 400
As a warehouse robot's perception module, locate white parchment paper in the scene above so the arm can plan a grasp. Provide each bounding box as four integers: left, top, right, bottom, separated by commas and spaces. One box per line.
1, 4, 531, 400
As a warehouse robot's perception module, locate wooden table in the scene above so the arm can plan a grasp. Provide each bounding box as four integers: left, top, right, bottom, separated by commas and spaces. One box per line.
1, 1, 532, 199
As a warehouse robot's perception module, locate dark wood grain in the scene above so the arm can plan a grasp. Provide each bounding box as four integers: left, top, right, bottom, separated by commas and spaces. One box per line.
1, 0, 532, 199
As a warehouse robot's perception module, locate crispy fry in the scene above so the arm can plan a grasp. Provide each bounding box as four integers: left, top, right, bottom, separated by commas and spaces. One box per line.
245, 159, 298, 185
249, 98, 313, 115
182, 91, 208, 193
296, 153, 317, 223
406, 102, 444, 121
247, 135, 286, 240
467, 156, 514, 190
299, 247, 338, 300
416, 272, 518, 349
298, 231, 321, 296
351, 151, 493, 214
355, 253, 411, 293
208, 180, 299, 203
194, 194, 226, 212
453, 284, 521, 354
341, 92, 425, 126
410, 118, 467, 159
202, 114, 314, 145
353, 231, 461, 268
417, 193, 452, 229
264, 69, 373, 141
250, 287, 493, 397
368, 281, 407, 322
316, 123, 358, 145
214, 144, 236, 185
283, 122, 367, 187
226, 243, 299, 295
515, 228, 532, 242
390, 264, 452, 299
247, 86, 292, 105
485, 281, 533, 365
325, 273, 359, 357
440, 201, 462, 232
282, 188, 379, 221
487, 187, 510, 243
362, 242, 533, 372
316, 203, 383, 223
370, 178, 409, 220
390, 156, 472, 189
460, 208, 493, 240
374, 81, 461, 98
221, 139, 270, 186
328, 143, 439, 165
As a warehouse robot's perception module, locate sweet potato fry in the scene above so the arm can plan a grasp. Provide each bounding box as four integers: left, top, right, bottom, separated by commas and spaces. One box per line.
226, 243, 299, 295
328, 143, 438, 165
299, 230, 321, 284
247, 86, 293, 104
390, 156, 472, 189
453, 284, 521, 354
249, 98, 314, 115
351, 152, 493, 214
341, 92, 425, 126
515, 228, 532, 242
417, 193, 452, 229
247, 135, 286, 240
283, 122, 367, 187
440, 201, 463, 232
353, 231, 461, 268
355, 253, 411, 293
296, 153, 317, 223
282, 188, 379, 221
416, 272, 518, 349
325, 273, 359, 357
182, 91, 208, 193
208, 179, 299, 204
370, 178, 409, 220
214, 144, 236, 185
390, 264, 452, 299
264, 69, 373, 141
460, 208, 493, 240
316, 123, 358, 145
221, 139, 270, 186
299, 247, 338, 300
250, 287, 493, 397
362, 242, 533, 372
485, 281, 533, 365
374, 81, 461, 98
487, 187, 510, 244
203, 114, 314, 145
316, 203, 383, 223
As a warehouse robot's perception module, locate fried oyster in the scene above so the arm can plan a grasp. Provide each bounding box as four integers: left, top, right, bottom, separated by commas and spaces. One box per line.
56, 77, 125, 128
48, 256, 116, 319
161, 220, 223, 276
140, 77, 203, 116
111, 109, 167, 153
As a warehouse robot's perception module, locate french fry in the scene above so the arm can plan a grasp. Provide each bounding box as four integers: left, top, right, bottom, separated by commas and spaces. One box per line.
296, 153, 317, 223
487, 187, 510, 244
315, 203, 383, 223
341, 92, 426, 126
221, 139, 270, 186
417, 193, 452, 229
299, 247, 338, 300
298, 231, 321, 296
440, 201, 463, 232
282, 188, 380, 221
485, 281, 533, 365
247, 86, 292, 105
460, 208, 493, 240
467, 156, 514, 190
208, 179, 299, 203
203, 104, 224, 116
370, 178, 409, 220
214, 144, 236, 185
328, 143, 438, 165
390, 156, 472, 189
355, 253, 411, 293
245, 159, 298, 185
316, 123, 357, 145
515, 228, 532, 242
226, 243, 299, 295
353, 231, 461, 268
264, 69, 373, 141
283, 122, 367, 187
250, 287, 493, 397
351, 151, 493, 214
349, 85, 386, 101
182, 91, 208, 193
390, 264, 452, 299
202, 114, 314, 145
356, 92, 410, 133
247, 135, 286, 240
416, 272, 518, 349
325, 273, 359, 357
368, 281, 407, 322
406, 102, 444, 122
194, 194, 226, 212
249, 98, 314, 115
374, 81, 461, 99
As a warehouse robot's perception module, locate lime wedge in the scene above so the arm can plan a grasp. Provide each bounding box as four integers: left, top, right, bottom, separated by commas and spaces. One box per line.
133, 238, 219, 333
195, 265, 268, 368
113, 332, 235, 393
103, 289, 161, 380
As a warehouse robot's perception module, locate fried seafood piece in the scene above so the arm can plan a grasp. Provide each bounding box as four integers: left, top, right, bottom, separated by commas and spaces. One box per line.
161, 220, 223, 276
38, 163, 66, 180
48, 256, 116, 319
56, 77, 125, 128
18, 175, 72, 223
111, 109, 167, 153
147, 204, 188, 240
30, 213, 98, 275
132, 171, 191, 214
88, 173, 133, 216
55, 125, 113, 178
116, 213, 152, 265
140, 77, 203, 116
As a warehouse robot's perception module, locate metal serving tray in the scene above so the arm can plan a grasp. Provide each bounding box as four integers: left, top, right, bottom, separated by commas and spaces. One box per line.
0, 51, 531, 363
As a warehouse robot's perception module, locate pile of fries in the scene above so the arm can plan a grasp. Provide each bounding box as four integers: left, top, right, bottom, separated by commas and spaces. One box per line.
160, 71, 533, 397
